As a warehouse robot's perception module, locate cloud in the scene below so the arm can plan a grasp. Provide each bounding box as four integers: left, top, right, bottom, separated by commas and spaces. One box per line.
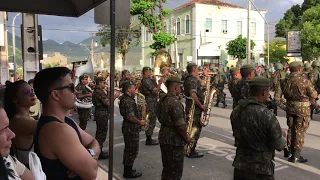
7, 0, 300, 43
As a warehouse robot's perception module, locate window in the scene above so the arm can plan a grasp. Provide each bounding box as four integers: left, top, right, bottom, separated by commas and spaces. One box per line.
145, 30, 149, 41
164, 22, 167, 33
237, 21, 242, 35
176, 18, 181, 35
185, 15, 190, 34
221, 20, 227, 34
251, 22, 256, 35
205, 18, 212, 32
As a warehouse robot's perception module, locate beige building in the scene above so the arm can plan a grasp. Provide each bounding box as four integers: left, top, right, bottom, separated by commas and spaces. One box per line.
42, 52, 68, 66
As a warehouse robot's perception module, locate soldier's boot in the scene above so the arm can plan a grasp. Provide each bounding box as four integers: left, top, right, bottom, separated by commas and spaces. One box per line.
283, 148, 290, 158
123, 165, 142, 178
223, 102, 227, 108
310, 108, 314, 120
288, 156, 308, 163
187, 148, 204, 158
145, 136, 159, 146
214, 102, 219, 107
98, 148, 109, 160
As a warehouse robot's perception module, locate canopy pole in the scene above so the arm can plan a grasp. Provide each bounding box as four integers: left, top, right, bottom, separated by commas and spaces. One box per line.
108, 0, 116, 179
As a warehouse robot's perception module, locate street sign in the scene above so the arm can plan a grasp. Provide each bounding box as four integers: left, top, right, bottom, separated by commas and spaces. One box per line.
287, 31, 301, 57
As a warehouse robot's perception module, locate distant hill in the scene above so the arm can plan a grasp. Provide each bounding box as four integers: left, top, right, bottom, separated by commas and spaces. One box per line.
7, 32, 142, 65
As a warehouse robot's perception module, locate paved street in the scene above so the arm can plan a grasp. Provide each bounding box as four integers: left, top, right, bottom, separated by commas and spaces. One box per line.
75, 89, 320, 180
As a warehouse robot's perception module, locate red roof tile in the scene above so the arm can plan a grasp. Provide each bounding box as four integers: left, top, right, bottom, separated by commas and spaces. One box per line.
172, 0, 246, 12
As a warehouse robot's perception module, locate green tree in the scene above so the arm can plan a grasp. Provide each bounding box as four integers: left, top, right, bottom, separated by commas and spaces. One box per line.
44, 62, 60, 69
97, 18, 141, 68
300, 5, 320, 61
226, 35, 255, 65
275, 5, 301, 37
301, 0, 320, 12
130, 0, 174, 56
265, 38, 287, 63
8, 46, 23, 67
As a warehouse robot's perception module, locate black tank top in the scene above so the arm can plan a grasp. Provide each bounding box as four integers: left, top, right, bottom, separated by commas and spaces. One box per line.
34, 116, 82, 180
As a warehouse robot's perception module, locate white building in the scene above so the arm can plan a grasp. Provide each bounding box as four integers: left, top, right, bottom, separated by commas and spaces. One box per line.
141, 0, 266, 69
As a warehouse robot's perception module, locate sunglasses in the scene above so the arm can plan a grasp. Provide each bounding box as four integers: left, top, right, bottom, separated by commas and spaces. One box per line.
53, 83, 75, 93
23, 89, 35, 96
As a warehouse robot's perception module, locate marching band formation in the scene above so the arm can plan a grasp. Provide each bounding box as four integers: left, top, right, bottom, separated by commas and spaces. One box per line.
73, 48, 317, 180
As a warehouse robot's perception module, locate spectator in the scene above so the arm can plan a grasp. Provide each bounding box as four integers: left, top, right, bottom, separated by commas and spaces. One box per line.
0, 102, 34, 180
4, 81, 38, 167
33, 67, 101, 180
28, 79, 42, 120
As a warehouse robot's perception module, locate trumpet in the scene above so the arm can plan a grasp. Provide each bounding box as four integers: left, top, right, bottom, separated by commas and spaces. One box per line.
198, 72, 217, 77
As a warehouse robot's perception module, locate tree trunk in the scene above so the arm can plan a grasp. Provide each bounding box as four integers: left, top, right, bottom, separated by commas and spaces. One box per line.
150, 0, 157, 33
122, 53, 126, 69
159, 0, 165, 31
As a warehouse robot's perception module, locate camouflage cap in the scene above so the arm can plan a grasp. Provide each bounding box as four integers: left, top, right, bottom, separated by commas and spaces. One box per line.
289, 61, 302, 69
95, 76, 106, 83
304, 62, 311, 68
311, 60, 320, 67
230, 67, 240, 75
121, 80, 135, 93
79, 74, 89, 80
166, 77, 183, 84
187, 63, 197, 67
249, 77, 270, 87
240, 64, 254, 73
142, 67, 152, 73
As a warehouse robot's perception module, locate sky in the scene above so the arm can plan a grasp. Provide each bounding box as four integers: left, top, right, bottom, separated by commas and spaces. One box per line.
6, 0, 304, 44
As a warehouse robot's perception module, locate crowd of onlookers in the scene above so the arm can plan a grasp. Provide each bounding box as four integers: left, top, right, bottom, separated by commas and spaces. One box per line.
0, 67, 105, 180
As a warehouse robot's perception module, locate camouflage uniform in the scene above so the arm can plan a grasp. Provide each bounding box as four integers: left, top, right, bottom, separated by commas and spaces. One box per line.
262, 66, 272, 79
119, 93, 141, 174
157, 93, 186, 180
280, 61, 317, 162
139, 75, 158, 143
214, 70, 227, 108
231, 77, 285, 180
92, 85, 109, 150
271, 63, 286, 91
183, 74, 204, 155
75, 83, 92, 130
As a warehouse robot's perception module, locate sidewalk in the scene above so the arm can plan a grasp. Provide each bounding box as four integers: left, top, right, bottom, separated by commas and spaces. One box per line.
97, 167, 118, 180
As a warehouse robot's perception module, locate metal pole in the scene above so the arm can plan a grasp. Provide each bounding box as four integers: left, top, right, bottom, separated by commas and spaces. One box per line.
12, 13, 21, 81
267, 25, 270, 65
248, 0, 269, 65
108, 0, 116, 179
174, 28, 179, 69
246, 0, 251, 64
90, 32, 94, 63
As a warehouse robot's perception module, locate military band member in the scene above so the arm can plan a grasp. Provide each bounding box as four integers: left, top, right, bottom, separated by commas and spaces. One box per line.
75, 74, 92, 130
228, 67, 241, 109
92, 76, 120, 159
214, 67, 227, 108
157, 77, 192, 180
140, 67, 162, 145
233, 65, 255, 106
183, 63, 207, 158
119, 69, 131, 88
231, 77, 285, 180
119, 81, 145, 178
159, 66, 170, 99
280, 61, 317, 163
262, 65, 272, 79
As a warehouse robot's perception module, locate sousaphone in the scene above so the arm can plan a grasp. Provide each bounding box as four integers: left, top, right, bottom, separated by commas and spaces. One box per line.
154, 48, 172, 93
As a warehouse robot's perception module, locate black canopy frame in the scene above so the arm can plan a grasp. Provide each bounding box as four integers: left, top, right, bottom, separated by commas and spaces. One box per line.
0, 0, 116, 179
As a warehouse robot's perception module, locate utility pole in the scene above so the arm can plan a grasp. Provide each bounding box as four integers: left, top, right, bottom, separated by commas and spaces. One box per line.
248, 0, 269, 65
12, 13, 21, 81
246, 0, 251, 64
0, 12, 9, 84
90, 32, 94, 63
174, 26, 179, 69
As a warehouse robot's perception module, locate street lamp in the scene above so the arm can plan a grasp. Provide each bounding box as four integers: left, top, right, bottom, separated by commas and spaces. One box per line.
248, 0, 270, 65
12, 13, 21, 81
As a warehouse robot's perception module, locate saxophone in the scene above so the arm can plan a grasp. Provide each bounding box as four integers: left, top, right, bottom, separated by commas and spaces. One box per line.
136, 92, 149, 131
184, 95, 199, 156
200, 76, 217, 127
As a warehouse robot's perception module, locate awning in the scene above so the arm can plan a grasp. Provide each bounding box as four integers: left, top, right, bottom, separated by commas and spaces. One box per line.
0, 0, 107, 17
